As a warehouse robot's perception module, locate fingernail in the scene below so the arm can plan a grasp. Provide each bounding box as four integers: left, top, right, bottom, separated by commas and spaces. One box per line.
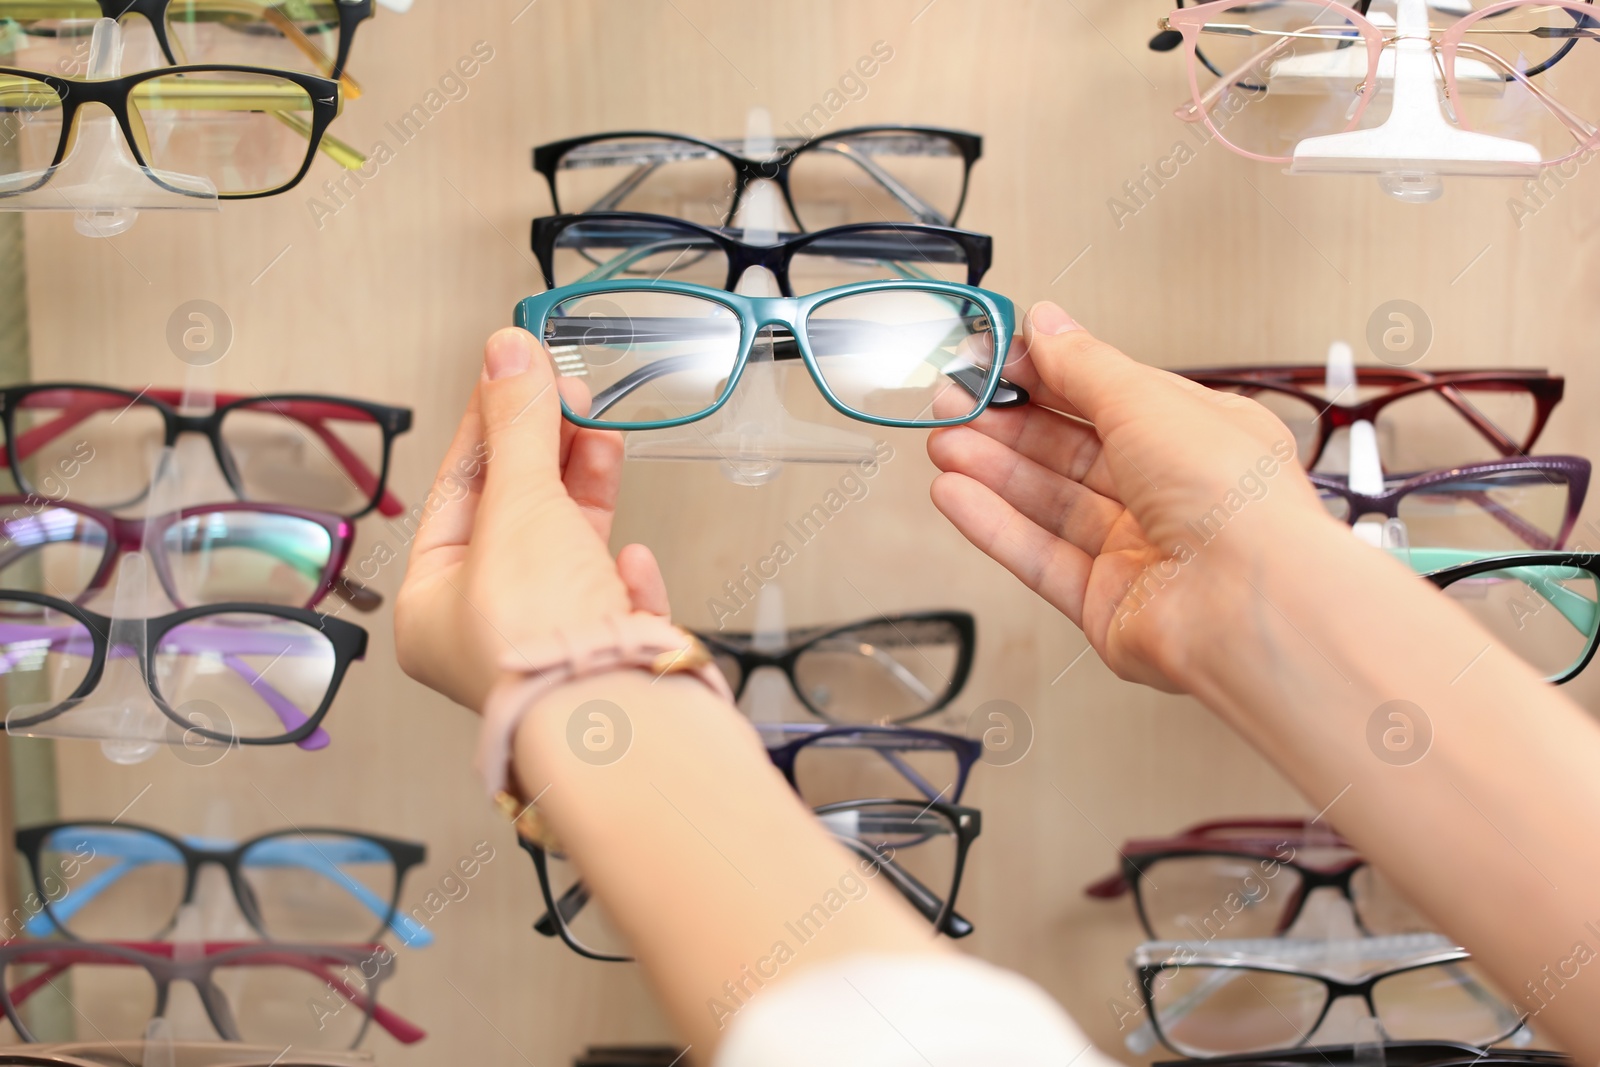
1029, 301, 1081, 336
485, 330, 532, 381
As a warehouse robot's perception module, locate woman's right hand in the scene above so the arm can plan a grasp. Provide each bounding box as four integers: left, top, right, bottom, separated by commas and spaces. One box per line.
928, 301, 1335, 692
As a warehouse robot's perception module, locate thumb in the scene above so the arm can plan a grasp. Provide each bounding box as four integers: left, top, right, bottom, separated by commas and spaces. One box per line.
1021, 301, 1191, 430
477, 327, 564, 505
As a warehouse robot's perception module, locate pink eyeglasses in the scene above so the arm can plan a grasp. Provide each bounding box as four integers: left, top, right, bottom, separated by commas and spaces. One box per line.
1160, 0, 1600, 164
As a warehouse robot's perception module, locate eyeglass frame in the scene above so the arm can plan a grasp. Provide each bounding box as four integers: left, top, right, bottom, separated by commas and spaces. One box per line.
0, 64, 341, 199
696, 610, 978, 723
514, 280, 1024, 432
14, 820, 426, 944
522, 797, 982, 962
533, 125, 984, 230
0, 1043, 378, 1067
1134, 936, 1525, 1058
1182, 365, 1565, 468
0, 939, 424, 1047
1307, 454, 1590, 550
1160, 0, 1600, 165
0, 496, 370, 612
532, 212, 995, 297
0, 588, 368, 746
0, 0, 375, 89
0, 384, 413, 519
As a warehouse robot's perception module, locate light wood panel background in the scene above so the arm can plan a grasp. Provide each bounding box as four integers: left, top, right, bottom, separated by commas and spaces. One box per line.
7, 1, 1600, 1064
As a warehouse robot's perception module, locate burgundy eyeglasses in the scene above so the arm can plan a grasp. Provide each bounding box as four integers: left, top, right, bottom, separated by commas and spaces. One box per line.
1184, 365, 1564, 469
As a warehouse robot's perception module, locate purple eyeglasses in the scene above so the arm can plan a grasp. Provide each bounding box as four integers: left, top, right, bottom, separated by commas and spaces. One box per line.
0, 590, 366, 750
1308, 455, 1589, 551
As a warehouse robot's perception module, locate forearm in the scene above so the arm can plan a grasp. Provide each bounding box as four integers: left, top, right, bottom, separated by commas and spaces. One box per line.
1186, 511, 1600, 1057
510, 672, 944, 1059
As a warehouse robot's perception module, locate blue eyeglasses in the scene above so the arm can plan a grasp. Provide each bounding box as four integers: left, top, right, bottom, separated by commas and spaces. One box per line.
513, 279, 1027, 431
14, 822, 433, 946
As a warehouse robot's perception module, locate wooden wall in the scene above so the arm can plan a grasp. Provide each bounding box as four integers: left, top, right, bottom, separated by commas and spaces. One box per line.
10, 2, 1600, 1064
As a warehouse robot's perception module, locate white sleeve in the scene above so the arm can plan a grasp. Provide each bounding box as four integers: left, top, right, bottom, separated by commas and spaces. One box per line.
711, 953, 1124, 1067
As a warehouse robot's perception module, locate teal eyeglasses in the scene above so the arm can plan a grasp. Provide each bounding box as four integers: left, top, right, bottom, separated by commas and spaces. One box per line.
512, 279, 1026, 431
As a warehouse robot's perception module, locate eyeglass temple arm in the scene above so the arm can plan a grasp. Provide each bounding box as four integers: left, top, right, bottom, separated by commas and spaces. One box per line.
833, 834, 973, 937
296, 961, 426, 1044
1408, 549, 1599, 635
806, 139, 951, 225
1452, 40, 1598, 145
1175, 30, 1300, 123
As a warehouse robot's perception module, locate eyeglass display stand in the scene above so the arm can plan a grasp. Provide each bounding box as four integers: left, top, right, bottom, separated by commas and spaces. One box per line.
740, 585, 796, 726
1286, 0, 1542, 202
623, 107, 880, 487
1322, 341, 1393, 549
0, 18, 219, 237
4, 368, 232, 764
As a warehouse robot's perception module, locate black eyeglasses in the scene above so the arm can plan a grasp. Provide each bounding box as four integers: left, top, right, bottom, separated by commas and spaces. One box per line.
696, 611, 976, 724
533, 126, 983, 231
0, 65, 342, 199
522, 798, 981, 962
532, 212, 993, 296
0, 1, 374, 86
761, 722, 982, 807
14, 821, 426, 944
1155, 1041, 1570, 1067
0, 384, 412, 518
0, 589, 367, 748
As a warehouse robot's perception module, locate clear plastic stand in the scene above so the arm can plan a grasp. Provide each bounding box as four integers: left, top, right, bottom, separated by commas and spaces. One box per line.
1289, 0, 1542, 201
1325, 341, 1392, 548
742, 585, 794, 725
141, 1018, 177, 1067
623, 107, 879, 486
4, 367, 239, 763
0, 19, 219, 237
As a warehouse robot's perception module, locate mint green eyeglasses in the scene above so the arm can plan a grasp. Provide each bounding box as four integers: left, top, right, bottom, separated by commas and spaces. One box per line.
512, 280, 1024, 431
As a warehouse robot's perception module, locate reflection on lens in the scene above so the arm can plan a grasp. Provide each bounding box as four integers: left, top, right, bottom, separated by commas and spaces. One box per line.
554, 136, 735, 225
550, 217, 731, 288
541, 850, 631, 958
0, 72, 66, 191
218, 399, 384, 515
1396, 468, 1573, 551
241, 832, 397, 941
165, 0, 344, 76
152, 611, 336, 741
12, 387, 163, 510
129, 70, 316, 196
162, 509, 335, 608
787, 130, 967, 228
1437, 564, 1599, 680
1138, 855, 1303, 940
806, 289, 996, 424
1152, 963, 1326, 1056
545, 291, 742, 426
1447, 2, 1600, 163
1373, 960, 1520, 1043
789, 731, 962, 807
0, 599, 94, 727
38, 825, 186, 941
1187, 2, 1389, 160
792, 617, 959, 722
0, 505, 109, 599
818, 802, 959, 932
791, 227, 970, 290
3, 949, 158, 1042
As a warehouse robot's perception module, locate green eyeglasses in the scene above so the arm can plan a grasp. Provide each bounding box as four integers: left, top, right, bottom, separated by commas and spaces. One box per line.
512, 280, 1025, 431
